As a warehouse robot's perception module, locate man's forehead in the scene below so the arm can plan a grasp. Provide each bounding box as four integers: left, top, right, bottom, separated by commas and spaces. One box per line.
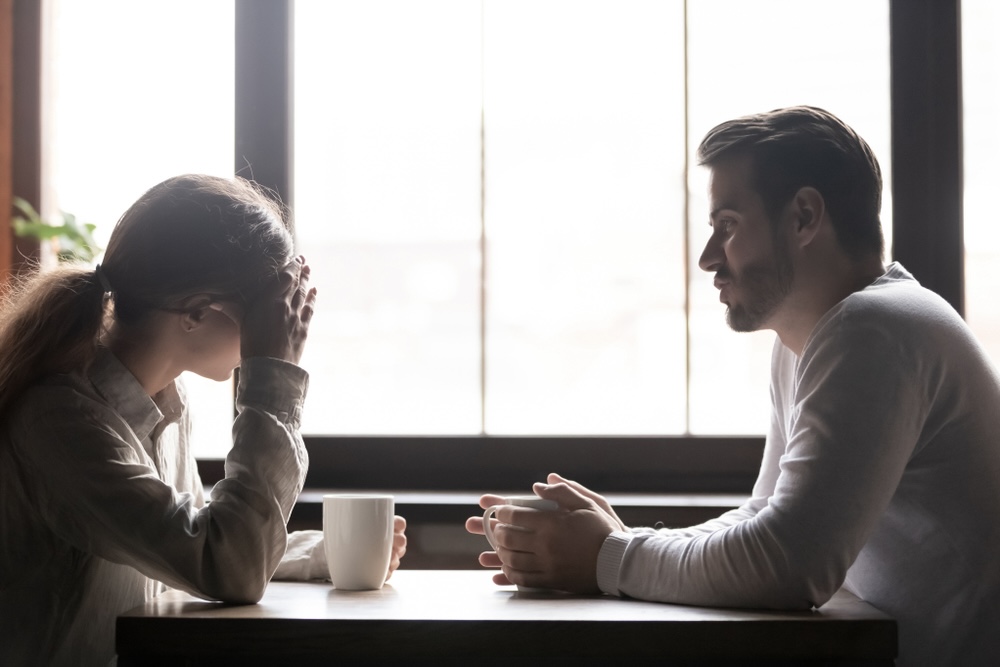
707, 154, 754, 186
707, 156, 756, 211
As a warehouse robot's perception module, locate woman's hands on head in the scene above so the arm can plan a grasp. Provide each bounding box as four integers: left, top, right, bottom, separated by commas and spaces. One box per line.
240, 256, 317, 364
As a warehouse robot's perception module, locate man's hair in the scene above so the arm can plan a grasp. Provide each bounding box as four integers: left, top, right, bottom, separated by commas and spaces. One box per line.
697, 106, 884, 260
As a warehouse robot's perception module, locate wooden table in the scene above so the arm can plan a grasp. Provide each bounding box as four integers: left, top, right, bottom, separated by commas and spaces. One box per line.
117, 570, 897, 665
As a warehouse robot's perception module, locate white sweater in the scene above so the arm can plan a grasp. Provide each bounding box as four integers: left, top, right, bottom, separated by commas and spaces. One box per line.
597, 263, 1000, 666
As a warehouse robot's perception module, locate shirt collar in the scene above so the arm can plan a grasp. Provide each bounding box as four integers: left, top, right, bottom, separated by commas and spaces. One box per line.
88, 348, 185, 441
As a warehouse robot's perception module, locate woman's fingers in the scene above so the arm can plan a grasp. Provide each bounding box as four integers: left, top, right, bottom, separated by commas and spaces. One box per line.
240, 256, 317, 364
290, 262, 311, 310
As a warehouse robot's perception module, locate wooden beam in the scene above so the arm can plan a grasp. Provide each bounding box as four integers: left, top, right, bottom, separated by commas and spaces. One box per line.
234, 0, 294, 218
0, 0, 13, 283
11, 0, 42, 275
890, 0, 964, 315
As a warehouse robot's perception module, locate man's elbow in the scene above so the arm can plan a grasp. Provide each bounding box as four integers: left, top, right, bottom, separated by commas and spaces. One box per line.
771, 559, 845, 610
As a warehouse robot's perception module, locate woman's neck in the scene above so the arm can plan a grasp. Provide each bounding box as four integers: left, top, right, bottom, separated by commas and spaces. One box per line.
105, 319, 180, 397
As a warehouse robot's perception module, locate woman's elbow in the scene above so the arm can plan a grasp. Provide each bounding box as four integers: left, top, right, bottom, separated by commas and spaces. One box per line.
211, 573, 268, 604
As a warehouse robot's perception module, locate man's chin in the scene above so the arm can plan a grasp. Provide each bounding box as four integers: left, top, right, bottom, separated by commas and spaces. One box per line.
726, 306, 759, 333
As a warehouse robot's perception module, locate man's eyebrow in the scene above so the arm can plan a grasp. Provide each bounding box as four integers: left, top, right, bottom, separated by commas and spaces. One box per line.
709, 205, 737, 223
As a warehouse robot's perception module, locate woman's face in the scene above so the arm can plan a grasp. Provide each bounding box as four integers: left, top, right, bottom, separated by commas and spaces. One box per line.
183, 299, 244, 381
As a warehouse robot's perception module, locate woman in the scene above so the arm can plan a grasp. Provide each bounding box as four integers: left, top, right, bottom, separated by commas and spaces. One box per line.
0, 175, 405, 666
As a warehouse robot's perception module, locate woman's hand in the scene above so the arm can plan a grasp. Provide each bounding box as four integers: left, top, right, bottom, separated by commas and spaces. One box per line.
386, 515, 407, 581
240, 256, 317, 364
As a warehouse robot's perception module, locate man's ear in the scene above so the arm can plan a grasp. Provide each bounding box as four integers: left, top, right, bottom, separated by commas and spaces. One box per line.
791, 186, 825, 247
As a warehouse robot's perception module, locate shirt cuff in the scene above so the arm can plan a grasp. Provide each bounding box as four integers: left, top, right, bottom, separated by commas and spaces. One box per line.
237, 357, 309, 425
597, 531, 634, 596
272, 530, 327, 581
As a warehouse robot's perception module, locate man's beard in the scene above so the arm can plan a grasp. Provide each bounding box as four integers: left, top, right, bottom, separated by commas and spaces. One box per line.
723, 245, 793, 333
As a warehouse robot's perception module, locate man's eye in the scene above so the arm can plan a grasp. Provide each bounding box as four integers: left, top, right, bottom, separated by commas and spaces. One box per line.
717, 218, 735, 234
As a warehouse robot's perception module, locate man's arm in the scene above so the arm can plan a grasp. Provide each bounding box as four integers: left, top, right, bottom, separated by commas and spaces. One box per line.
468, 317, 923, 608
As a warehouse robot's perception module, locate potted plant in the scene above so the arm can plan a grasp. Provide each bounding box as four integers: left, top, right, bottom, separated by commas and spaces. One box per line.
12, 196, 100, 264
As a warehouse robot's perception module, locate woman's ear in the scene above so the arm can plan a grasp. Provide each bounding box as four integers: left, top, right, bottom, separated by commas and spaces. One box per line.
177, 295, 214, 333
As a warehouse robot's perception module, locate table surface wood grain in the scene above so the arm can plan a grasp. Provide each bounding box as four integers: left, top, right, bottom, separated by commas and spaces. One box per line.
117, 569, 897, 665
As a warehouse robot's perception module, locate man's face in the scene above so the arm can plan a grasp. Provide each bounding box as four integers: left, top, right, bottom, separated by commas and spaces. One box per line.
698, 157, 794, 332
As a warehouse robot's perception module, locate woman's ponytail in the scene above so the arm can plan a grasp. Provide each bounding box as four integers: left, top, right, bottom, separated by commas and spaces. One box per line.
0, 265, 108, 420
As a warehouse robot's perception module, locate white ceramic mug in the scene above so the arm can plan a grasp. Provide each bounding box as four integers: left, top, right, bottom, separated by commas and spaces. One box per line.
482, 495, 559, 551
323, 494, 394, 591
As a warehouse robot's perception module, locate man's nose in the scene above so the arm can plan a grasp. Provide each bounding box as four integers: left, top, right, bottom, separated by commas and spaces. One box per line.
698, 235, 723, 273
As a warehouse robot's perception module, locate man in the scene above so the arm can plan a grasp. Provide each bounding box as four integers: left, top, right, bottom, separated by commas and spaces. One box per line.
466, 106, 1000, 666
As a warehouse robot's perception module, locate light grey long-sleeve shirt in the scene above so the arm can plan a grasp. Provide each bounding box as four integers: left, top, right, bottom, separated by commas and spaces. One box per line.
0, 350, 310, 667
596, 263, 1000, 666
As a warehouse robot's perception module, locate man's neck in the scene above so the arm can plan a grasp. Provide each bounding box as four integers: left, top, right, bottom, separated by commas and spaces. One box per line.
775, 255, 886, 355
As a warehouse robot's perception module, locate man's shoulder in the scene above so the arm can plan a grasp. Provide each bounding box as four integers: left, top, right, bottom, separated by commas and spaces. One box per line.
839, 270, 957, 331
804, 270, 978, 375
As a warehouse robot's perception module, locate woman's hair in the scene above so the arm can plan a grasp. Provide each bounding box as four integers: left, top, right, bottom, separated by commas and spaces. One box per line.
0, 174, 293, 419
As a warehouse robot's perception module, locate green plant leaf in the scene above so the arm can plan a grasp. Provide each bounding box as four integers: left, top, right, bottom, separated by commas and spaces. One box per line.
10, 196, 102, 263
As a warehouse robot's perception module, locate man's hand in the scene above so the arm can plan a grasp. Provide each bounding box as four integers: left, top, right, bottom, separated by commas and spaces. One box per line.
464, 473, 626, 593
241, 256, 317, 364
386, 515, 407, 581
544, 473, 628, 532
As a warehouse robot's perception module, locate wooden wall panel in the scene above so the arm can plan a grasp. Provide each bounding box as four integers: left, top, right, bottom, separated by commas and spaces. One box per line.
0, 0, 12, 283
10, 0, 42, 277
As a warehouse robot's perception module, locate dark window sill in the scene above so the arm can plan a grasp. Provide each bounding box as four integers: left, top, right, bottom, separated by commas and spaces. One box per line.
199, 436, 758, 569
199, 435, 764, 494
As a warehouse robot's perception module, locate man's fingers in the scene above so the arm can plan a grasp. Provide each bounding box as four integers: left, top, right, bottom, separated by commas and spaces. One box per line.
547, 473, 598, 499
479, 551, 503, 568
531, 481, 591, 511
492, 571, 514, 587
492, 523, 541, 553
466, 516, 487, 535
496, 547, 541, 573
478, 494, 508, 510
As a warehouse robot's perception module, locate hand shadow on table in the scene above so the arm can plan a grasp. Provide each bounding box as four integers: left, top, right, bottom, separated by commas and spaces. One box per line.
502, 586, 603, 600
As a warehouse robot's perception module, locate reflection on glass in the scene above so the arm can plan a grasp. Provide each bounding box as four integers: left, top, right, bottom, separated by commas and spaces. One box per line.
962, 0, 1000, 368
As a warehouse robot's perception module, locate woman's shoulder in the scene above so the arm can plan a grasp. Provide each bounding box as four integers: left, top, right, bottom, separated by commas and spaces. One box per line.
8, 370, 119, 434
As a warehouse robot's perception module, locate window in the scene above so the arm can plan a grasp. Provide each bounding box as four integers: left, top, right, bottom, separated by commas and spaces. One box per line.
962, 0, 1000, 367
43, 1, 964, 486
293, 0, 890, 439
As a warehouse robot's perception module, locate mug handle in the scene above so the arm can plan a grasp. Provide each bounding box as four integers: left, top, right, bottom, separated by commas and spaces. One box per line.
482, 505, 502, 550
